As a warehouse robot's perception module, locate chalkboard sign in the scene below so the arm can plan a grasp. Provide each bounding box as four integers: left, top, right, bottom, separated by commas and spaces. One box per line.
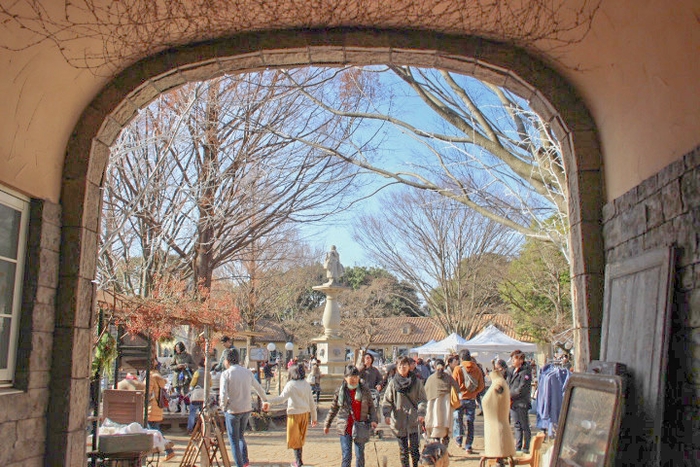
550, 372, 624, 467
117, 328, 151, 371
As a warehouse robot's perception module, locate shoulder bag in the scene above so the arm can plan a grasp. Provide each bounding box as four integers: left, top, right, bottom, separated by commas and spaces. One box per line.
450, 385, 461, 409
351, 418, 372, 444
460, 366, 478, 393
349, 394, 371, 444
157, 387, 169, 409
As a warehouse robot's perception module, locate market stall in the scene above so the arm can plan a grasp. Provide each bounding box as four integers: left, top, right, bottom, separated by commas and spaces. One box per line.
461, 325, 538, 368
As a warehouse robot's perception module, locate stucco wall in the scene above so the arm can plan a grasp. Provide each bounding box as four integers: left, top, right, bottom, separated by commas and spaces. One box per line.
0, 0, 698, 203
602, 145, 700, 463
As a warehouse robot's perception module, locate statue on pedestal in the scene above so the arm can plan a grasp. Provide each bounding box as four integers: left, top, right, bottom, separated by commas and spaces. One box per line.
323, 245, 344, 286
313, 246, 350, 375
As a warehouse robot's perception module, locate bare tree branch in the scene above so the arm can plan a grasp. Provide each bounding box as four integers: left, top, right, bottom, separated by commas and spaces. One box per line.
280, 66, 570, 257
353, 187, 519, 338
99, 69, 364, 295
0, 1, 601, 70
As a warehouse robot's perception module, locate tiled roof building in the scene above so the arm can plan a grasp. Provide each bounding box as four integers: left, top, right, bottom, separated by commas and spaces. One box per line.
370, 317, 447, 346
369, 314, 535, 348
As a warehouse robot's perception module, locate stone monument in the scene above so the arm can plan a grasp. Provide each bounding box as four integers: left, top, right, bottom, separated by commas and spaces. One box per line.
312, 246, 349, 380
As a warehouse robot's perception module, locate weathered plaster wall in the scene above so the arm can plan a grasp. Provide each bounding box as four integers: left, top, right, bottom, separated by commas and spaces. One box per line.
0, 0, 697, 203
559, 1, 700, 200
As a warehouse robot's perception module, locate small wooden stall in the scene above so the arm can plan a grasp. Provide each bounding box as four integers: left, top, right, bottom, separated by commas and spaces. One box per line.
91, 288, 242, 467
89, 291, 156, 466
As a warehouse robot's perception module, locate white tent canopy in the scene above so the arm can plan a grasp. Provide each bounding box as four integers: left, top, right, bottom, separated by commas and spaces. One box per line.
409, 339, 437, 354
462, 325, 538, 353
412, 333, 469, 355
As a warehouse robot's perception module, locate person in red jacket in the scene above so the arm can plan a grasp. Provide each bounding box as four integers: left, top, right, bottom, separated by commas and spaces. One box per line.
452, 349, 485, 455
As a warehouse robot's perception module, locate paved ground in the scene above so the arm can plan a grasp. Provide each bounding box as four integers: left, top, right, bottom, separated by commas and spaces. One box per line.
156, 402, 548, 467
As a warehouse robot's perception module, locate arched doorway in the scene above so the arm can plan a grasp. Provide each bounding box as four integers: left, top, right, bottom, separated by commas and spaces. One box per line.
52, 29, 604, 463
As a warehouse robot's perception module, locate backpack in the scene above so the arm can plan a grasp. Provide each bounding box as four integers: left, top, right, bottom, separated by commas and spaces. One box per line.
460, 366, 478, 393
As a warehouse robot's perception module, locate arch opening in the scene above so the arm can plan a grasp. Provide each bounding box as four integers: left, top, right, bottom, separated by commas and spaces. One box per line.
53, 29, 604, 464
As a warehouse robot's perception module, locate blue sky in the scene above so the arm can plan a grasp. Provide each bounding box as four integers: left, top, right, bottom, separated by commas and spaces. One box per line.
297, 181, 387, 268
292, 66, 551, 273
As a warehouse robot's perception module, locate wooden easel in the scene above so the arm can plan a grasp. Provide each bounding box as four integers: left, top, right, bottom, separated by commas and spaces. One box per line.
179, 410, 231, 467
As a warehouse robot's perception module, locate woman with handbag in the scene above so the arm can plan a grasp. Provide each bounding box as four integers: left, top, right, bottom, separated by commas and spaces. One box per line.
170, 341, 196, 413
147, 359, 176, 460
381, 356, 427, 467
263, 363, 317, 467
424, 358, 460, 446
324, 365, 378, 467
187, 358, 210, 433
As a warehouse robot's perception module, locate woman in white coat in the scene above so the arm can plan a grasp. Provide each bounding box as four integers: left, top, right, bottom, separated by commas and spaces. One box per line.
264, 363, 317, 467
424, 358, 460, 446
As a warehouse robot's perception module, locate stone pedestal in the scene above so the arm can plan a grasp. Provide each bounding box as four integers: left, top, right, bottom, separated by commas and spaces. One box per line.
311, 283, 350, 379
312, 336, 348, 395
313, 283, 349, 394
319, 373, 346, 396
313, 337, 347, 375
313, 284, 349, 393
312, 284, 348, 338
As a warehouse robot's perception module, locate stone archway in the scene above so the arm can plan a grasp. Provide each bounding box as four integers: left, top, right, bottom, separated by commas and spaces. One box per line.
52, 29, 604, 463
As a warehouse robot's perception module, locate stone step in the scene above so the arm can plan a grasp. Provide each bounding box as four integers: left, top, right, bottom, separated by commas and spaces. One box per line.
159, 413, 189, 432
158, 397, 341, 432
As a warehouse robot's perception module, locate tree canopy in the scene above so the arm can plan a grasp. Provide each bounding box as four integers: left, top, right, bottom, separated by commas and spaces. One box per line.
353, 187, 520, 338
500, 235, 572, 342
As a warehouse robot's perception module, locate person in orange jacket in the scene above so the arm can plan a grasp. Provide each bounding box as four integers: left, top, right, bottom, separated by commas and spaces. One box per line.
451, 349, 485, 455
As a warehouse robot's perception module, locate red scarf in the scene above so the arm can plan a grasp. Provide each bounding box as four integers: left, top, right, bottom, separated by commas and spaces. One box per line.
346, 389, 362, 435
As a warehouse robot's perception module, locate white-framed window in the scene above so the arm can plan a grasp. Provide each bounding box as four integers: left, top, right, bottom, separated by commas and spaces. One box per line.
0, 187, 29, 386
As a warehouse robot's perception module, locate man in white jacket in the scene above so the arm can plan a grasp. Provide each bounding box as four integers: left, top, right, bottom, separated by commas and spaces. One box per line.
219, 348, 268, 467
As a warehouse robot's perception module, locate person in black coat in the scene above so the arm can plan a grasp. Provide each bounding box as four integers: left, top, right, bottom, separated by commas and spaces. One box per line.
506, 349, 532, 453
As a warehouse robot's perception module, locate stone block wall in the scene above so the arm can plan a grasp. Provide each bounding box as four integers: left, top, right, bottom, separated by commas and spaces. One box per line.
602, 145, 700, 464
0, 200, 60, 466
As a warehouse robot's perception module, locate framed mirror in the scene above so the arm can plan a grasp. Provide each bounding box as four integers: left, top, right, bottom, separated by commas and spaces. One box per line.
550, 372, 625, 467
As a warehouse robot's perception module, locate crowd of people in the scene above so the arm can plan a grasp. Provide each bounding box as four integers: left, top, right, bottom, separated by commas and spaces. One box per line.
223, 346, 541, 467
115, 340, 548, 467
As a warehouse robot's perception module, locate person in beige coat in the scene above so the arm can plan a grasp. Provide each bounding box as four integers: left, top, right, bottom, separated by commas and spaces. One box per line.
147, 369, 168, 428
424, 358, 460, 446
147, 361, 175, 460
482, 360, 516, 459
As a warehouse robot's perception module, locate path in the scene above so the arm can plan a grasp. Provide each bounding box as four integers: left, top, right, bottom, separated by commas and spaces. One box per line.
158, 403, 547, 466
